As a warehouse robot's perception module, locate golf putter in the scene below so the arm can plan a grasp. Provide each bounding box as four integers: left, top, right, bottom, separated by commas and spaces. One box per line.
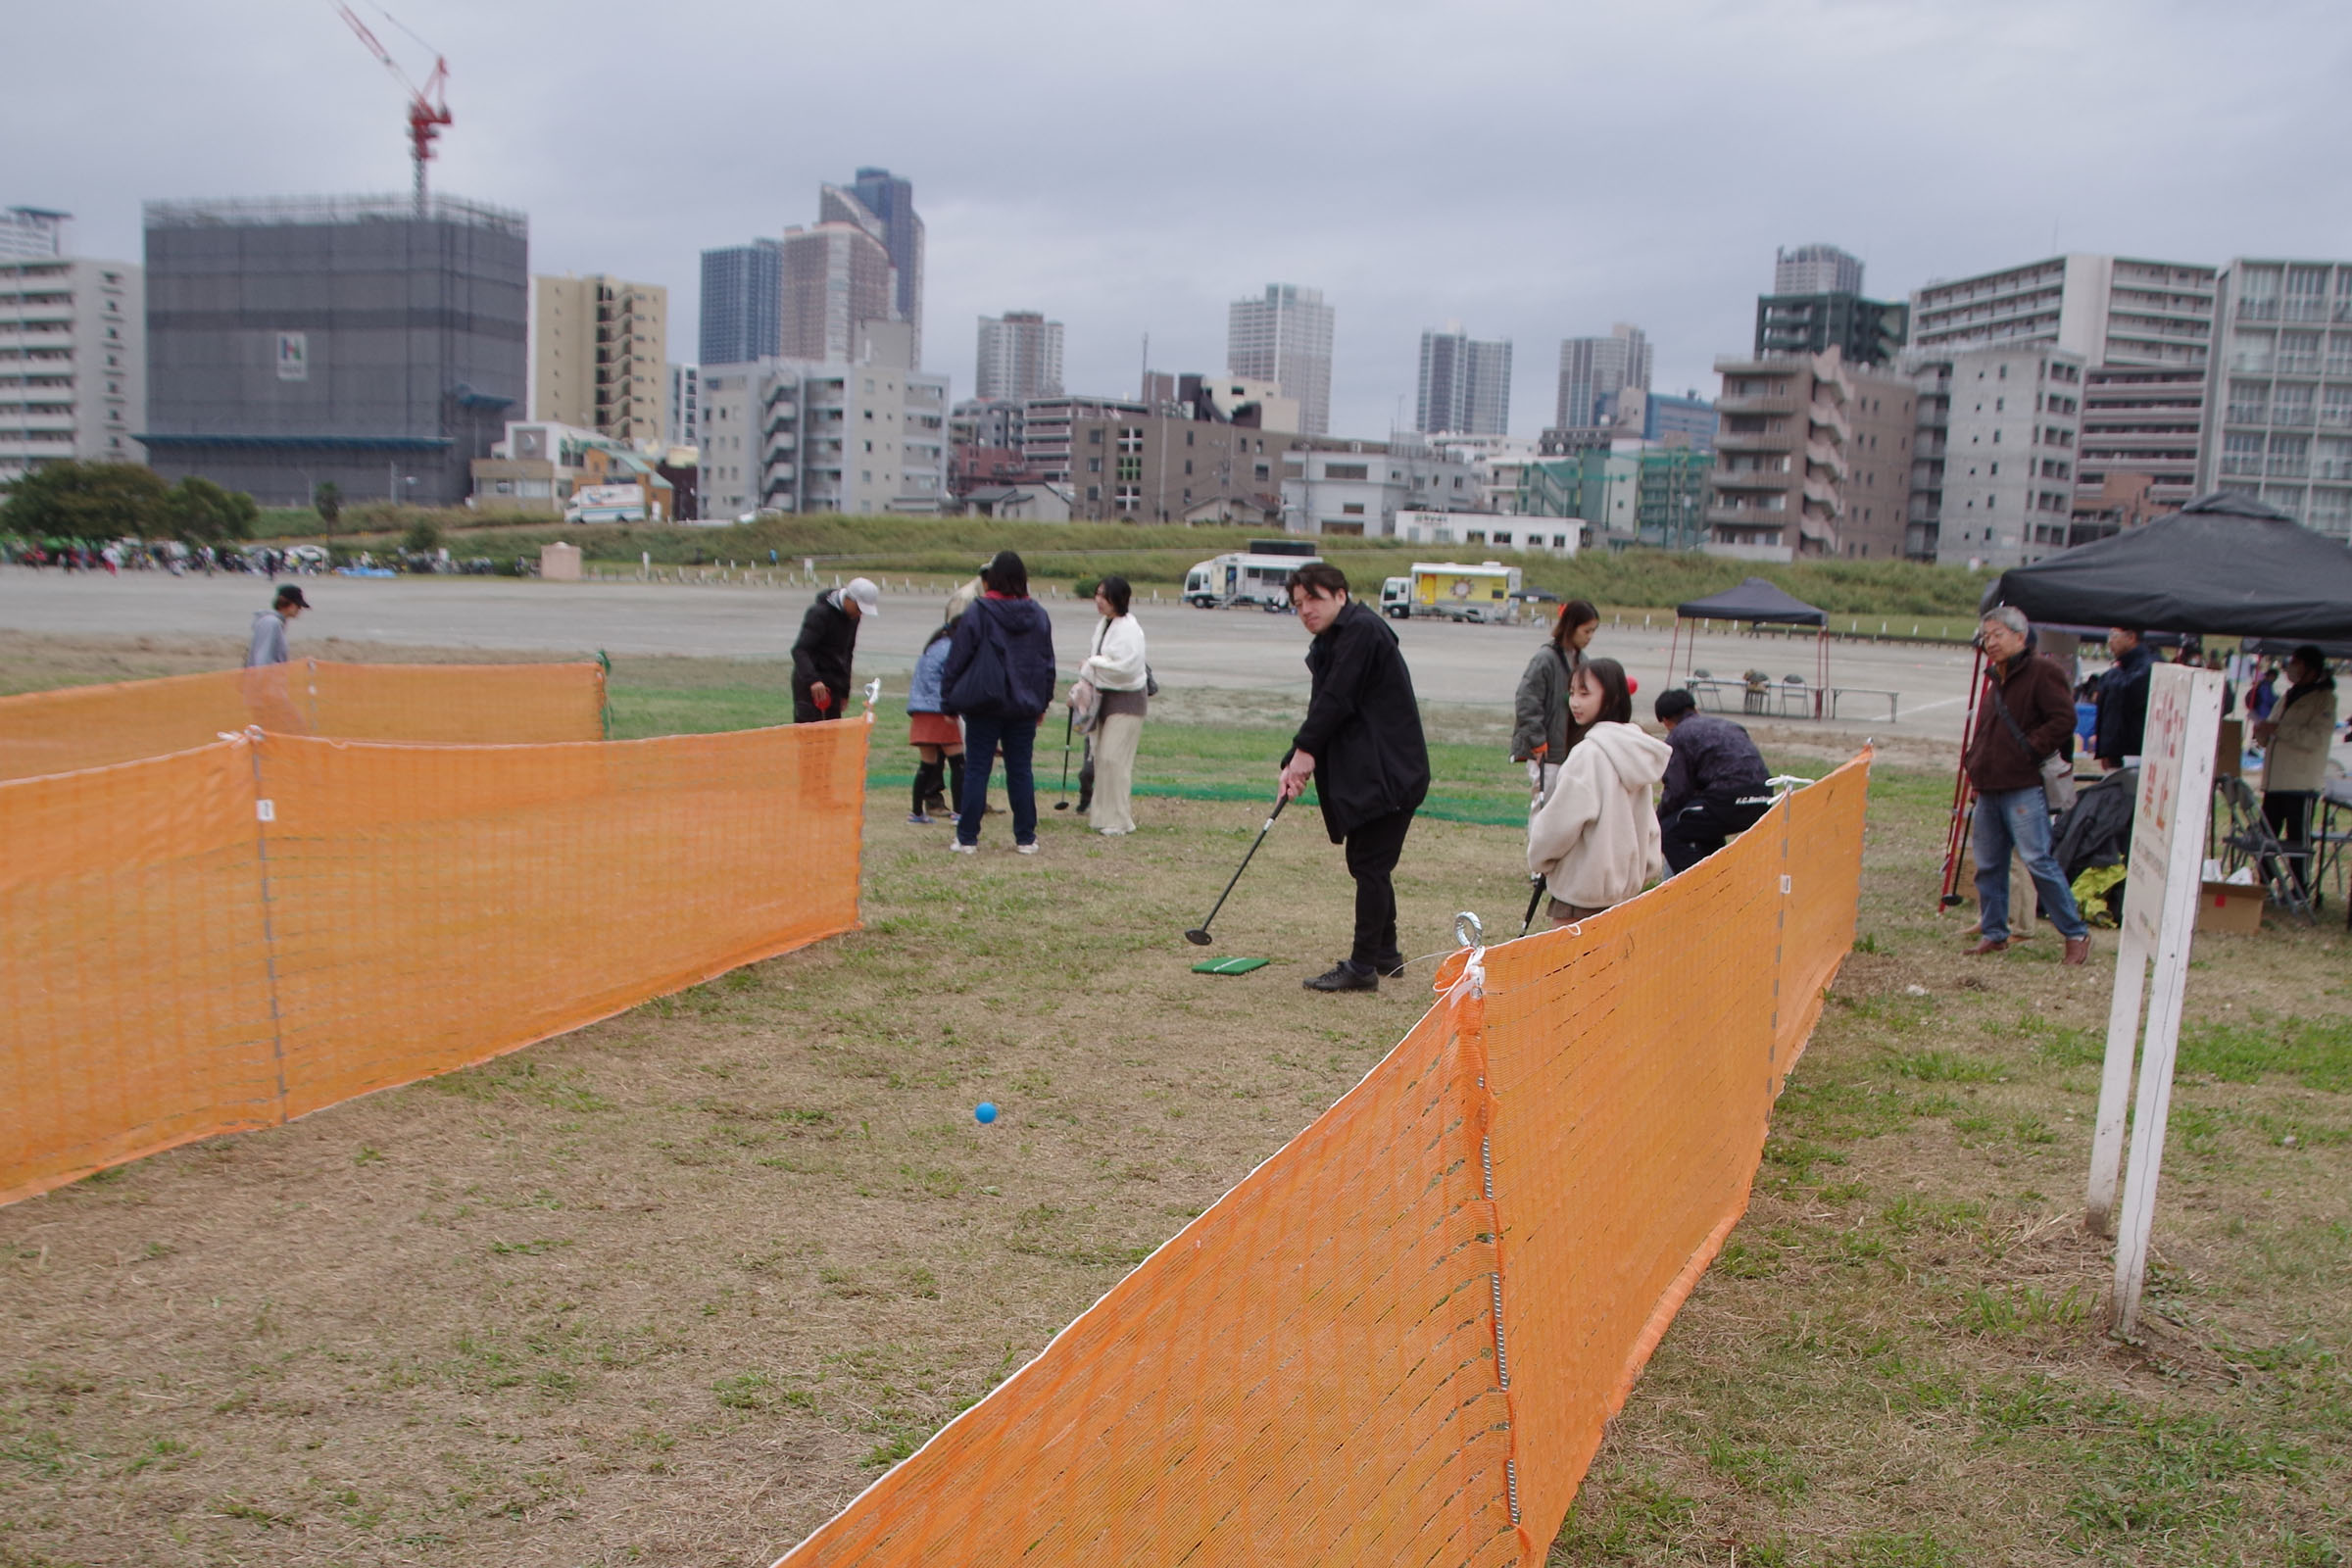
1054, 706, 1075, 809
1185, 793, 1290, 946
1519, 875, 1548, 937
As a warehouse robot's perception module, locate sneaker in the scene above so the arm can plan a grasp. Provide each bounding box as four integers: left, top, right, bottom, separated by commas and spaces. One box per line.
948, 840, 978, 856
1302, 960, 1378, 993
1014, 841, 1039, 856
906, 811, 935, 825
1099, 826, 1133, 837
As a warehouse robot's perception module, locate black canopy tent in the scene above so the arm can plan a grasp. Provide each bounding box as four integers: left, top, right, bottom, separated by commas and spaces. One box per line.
1939, 490, 2352, 908
1665, 577, 1832, 712
1979, 491, 2352, 642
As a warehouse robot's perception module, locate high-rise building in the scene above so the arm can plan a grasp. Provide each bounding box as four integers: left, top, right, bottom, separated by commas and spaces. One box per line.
1775, 244, 1865, 296
781, 214, 896, 367
532, 273, 667, 446
0, 236, 145, 485
1909, 254, 2218, 519
1415, 327, 1511, 435
1228, 283, 1335, 436
699, 239, 783, 367
695, 359, 949, 518
1, 207, 71, 263
976, 311, 1063, 401
141, 193, 526, 507
1554, 323, 1650, 429
1906, 345, 2085, 567
1754, 293, 1908, 366
1706, 348, 1914, 560
2199, 257, 2352, 542
667, 363, 698, 449
846, 169, 923, 368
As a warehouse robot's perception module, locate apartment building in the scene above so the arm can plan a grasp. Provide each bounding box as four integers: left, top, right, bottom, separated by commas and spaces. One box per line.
1910, 255, 2217, 520
1519, 444, 1712, 552
532, 273, 667, 446
1706, 348, 1914, 561
0, 233, 145, 485
667, 363, 699, 448
1228, 283, 1334, 436
1415, 326, 1511, 435
697, 360, 948, 519
781, 215, 896, 366
1907, 345, 2084, 568
1555, 323, 1650, 429
1280, 434, 1481, 538
1021, 396, 1298, 523
2198, 258, 2352, 542
699, 240, 782, 366
976, 311, 1063, 401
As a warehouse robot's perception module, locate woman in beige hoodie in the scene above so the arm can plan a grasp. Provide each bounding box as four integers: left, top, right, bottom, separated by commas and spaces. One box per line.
1527, 658, 1672, 927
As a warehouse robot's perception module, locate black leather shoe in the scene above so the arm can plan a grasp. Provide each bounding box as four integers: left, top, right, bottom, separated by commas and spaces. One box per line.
1303, 961, 1378, 993
1376, 958, 1406, 979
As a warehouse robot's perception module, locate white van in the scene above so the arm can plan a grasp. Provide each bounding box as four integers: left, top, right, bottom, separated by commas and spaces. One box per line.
1183, 551, 1323, 611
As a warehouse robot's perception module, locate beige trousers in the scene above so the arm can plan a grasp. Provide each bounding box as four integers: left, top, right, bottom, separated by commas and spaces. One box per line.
1089, 711, 1143, 834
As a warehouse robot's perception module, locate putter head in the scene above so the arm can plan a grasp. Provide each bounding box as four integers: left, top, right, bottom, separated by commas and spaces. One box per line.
1054, 802, 1070, 810
1184, 928, 1213, 947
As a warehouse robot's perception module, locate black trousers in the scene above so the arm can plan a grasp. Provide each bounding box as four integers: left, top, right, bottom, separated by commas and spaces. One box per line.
1342, 808, 1415, 972
2263, 790, 2315, 898
1660, 791, 1774, 874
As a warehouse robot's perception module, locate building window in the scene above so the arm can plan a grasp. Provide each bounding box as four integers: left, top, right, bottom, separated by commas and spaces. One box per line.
1088, 429, 1103, 444
1341, 502, 1365, 515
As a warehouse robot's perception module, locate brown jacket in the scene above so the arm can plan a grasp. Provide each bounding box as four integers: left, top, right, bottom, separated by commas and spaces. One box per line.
1966, 652, 2075, 794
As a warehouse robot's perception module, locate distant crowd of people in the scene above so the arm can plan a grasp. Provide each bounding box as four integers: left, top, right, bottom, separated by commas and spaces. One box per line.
6, 540, 321, 576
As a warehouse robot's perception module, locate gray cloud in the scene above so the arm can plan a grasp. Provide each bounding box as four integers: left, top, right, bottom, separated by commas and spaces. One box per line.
8, 0, 2348, 438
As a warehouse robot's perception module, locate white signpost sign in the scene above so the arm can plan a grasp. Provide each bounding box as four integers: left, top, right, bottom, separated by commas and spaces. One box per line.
2082, 663, 2225, 1335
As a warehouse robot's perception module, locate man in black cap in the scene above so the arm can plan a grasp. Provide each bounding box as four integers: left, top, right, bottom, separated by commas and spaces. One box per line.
792, 576, 881, 722
1278, 563, 1430, 993
1652, 688, 1774, 872
245, 584, 309, 667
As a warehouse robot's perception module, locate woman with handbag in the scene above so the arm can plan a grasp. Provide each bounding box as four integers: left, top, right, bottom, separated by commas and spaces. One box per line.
940, 551, 1056, 855
1072, 574, 1149, 836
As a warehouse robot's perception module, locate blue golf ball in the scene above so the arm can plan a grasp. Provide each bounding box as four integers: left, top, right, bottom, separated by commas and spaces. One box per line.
975, 1102, 999, 1125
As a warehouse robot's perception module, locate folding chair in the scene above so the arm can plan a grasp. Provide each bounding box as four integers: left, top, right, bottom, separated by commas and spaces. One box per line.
2214, 775, 2314, 923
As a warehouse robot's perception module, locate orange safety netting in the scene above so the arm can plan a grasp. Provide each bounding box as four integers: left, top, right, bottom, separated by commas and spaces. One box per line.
0, 719, 868, 1205
0, 659, 609, 782
773, 754, 1871, 1568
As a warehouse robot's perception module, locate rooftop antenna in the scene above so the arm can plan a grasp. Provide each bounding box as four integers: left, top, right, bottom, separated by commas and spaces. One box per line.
333, 3, 452, 216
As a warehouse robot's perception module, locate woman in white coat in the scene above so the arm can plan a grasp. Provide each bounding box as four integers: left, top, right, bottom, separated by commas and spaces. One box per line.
1074, 574, 1149, 835
1526, 657, 1670, 927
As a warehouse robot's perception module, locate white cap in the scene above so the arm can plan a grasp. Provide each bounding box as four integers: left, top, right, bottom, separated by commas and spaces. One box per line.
844, 576, 881, 617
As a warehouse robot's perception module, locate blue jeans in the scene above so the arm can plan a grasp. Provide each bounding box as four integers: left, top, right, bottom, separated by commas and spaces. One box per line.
1973, 785, 2088, 942
957, 711, 1038, 848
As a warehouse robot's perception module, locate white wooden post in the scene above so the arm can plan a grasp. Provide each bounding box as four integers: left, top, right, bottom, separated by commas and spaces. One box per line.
2083, 664, 2222, 1336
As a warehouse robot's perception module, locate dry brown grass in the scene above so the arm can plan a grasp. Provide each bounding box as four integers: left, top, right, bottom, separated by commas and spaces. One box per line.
1, 648, 2344, 1568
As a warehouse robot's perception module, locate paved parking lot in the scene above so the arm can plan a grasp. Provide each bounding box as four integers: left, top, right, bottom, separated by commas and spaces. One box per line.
0, 568, 1981, 742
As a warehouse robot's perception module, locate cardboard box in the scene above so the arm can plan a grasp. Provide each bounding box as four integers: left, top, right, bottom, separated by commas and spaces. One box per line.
2195, 879, 2264, 935
2214, 717, 2242, 779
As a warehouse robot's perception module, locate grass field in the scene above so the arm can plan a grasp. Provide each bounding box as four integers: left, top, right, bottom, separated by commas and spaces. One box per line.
2, 644, 2347, 1567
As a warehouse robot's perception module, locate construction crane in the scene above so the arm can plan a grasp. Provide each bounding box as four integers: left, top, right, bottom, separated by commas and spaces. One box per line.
333, 3, 452, 216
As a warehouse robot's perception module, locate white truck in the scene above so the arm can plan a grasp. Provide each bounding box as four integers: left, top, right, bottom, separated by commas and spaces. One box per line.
1183, 550, 1323, 612
564, 484, 650, 525
1387, 561, 1524, 623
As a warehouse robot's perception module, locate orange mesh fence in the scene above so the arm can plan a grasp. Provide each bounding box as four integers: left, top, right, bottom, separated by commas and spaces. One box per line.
1, 718, 867, 1205
775, 753, 1870, 1568
0, 659, 608, 782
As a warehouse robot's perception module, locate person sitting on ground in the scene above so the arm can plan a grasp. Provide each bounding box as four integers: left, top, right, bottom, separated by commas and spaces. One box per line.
2093, 626, 2153, 771
791, 576, 881, 723
941, 551, 1056, 855
245, 584, 309, 667
1965, 606, 2091, 965
1277, 563, 1430, 994
1527, 658, 1669, 927
906, 618, 965, 824
1510, 598, 1601, 808
1652, 688, 1774, 873
2252, 645, 2338, 900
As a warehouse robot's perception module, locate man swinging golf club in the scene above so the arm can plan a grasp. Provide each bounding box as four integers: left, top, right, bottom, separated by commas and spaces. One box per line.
1277, 563, 1430, 993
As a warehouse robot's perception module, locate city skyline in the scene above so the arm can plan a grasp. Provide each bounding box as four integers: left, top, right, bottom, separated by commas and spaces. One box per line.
5, 0, 2350, 440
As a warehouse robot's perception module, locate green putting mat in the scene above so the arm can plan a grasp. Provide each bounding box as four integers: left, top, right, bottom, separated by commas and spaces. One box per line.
1190, 956, 1270, 975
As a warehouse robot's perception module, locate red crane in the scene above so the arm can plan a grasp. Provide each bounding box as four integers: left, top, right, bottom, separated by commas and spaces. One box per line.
333, 3, 452, 215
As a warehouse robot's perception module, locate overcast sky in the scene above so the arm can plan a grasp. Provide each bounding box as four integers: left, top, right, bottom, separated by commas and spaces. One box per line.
10, 0, 2350, 438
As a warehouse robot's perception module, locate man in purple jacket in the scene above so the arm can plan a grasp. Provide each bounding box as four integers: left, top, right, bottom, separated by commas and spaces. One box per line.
1966, 606, 2090, 964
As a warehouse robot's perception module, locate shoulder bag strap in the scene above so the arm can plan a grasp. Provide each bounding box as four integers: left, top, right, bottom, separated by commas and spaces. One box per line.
1984, 665, 2043, 759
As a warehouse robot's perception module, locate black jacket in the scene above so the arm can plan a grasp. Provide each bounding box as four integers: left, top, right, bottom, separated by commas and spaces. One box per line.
791, 592, 859, 704
1658, 712, 1770, 818
940, 594, 1057, 719
2094, 643, 2153, 764
1290, 599, 1430, 841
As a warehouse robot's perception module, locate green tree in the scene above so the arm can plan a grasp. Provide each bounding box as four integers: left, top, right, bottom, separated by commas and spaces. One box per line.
0, 460, 170, 540
161, 476, 260, 547
403, 516, 443, 555
314, 480, 342, 534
